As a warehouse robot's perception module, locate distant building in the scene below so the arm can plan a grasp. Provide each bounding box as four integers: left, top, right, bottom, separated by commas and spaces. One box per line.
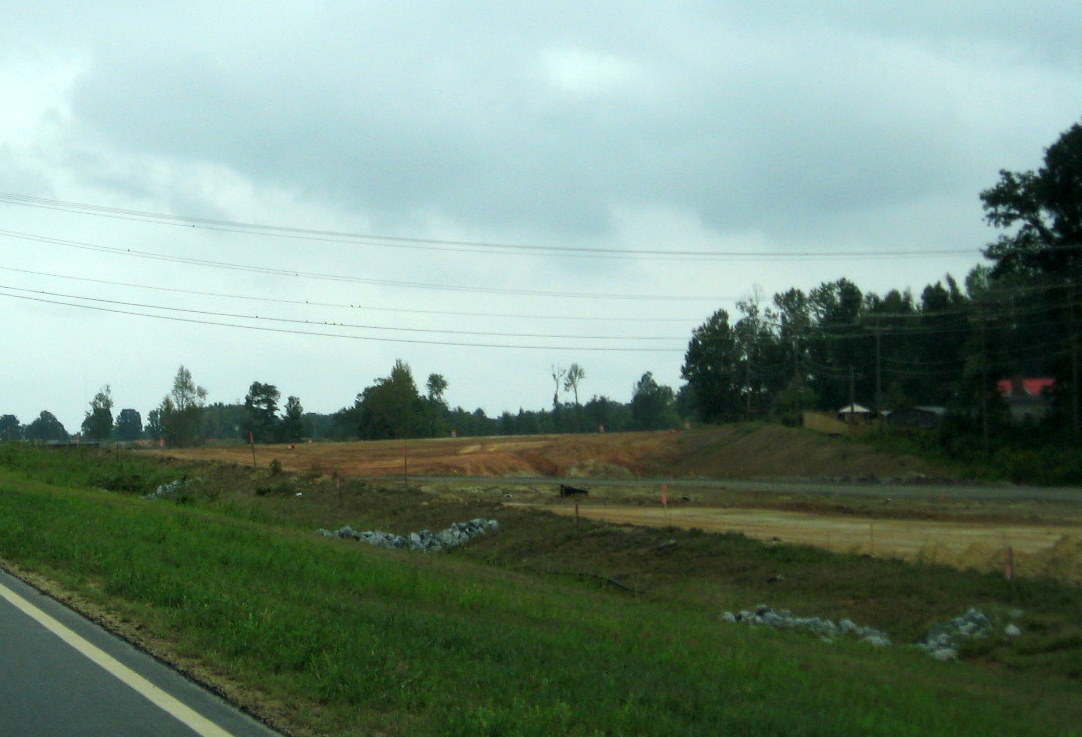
837, 403, 874, 423
996, 377, 1056, 424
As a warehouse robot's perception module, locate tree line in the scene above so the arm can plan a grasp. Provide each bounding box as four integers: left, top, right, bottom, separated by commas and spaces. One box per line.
4, 119, 1081, 447
0, 360, 684, 447
678, 119, 1082, 440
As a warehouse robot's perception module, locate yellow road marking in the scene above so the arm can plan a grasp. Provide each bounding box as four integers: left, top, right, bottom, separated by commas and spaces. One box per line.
0, 580, 238, 737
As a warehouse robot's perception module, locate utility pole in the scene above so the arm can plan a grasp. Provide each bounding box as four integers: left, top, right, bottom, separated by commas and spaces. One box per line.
1069, 273, 1080, 438
849, 365, 856, 418
979, 302, 990, 456
869, 321, 883, 420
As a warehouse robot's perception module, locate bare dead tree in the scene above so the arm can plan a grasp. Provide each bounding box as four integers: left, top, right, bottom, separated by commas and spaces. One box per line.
551, 364, 566, 408
564, 363, 585, 405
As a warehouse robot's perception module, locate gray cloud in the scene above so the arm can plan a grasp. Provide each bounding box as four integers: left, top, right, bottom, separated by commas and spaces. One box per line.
1, 2, 1081, 429
44, 2, 1076, 244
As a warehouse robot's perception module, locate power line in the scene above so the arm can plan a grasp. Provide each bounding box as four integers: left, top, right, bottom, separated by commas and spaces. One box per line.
0, 265, 699, 324
0, 289, 686, 352
0, 191, 986, 261
0, 228, 716, 301
0, 284, 687, 342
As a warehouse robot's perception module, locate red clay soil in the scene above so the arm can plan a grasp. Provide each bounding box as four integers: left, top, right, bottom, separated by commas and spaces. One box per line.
152, 425, 948, 481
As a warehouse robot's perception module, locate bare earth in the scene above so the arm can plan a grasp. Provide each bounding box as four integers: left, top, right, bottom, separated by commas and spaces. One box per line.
154, 425, 1082, 583
541, 503, 1082, 585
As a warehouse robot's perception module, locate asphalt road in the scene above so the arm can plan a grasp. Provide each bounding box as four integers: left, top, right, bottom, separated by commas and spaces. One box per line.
407, 475, 1082, 503
0, 567, 282, 737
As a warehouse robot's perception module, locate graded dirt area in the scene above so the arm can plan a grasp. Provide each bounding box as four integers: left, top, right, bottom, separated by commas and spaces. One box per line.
152, 425, 1082, 583
541, 502, 1082, 585
154, 424, 949, 480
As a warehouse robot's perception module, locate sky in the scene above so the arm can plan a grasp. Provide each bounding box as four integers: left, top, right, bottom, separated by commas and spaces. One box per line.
2, 2, 1081, 433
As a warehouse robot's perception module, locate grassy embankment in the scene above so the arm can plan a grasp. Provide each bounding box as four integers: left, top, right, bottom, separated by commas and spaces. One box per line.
865, 422, 1082, 485
0, 445, 1080, 737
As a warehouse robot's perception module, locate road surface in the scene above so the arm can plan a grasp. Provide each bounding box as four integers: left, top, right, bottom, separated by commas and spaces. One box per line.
0, 567, 282, 737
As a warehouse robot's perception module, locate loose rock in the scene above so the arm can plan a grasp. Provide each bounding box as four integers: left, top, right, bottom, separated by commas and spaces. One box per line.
318, 518, 499, 552
720, 605, 890, 646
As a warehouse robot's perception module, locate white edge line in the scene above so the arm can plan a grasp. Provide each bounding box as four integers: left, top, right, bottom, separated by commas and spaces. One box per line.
0, 580, 238, 737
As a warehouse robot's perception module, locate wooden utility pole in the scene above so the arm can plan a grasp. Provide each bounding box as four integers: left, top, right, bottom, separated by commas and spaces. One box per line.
875, 328, 882, 418
1069, 273, 1080, 438
848, 365, 856, 418
979, 302, 990, 455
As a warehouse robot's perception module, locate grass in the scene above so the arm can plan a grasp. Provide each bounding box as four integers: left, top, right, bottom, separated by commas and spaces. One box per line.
1, 445, 1081, 736
865, 423, 1082, 485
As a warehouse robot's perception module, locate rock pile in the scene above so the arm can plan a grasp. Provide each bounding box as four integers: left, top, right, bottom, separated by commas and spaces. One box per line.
916, 607, 994, 661
318, 518, 499, 552
721, 605, 892, 647
721, 604, 1024, 662
144, 478, 190, 500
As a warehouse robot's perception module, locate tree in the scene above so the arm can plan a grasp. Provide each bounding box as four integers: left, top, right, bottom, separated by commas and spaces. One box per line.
681, 309, 743, 422
426, 373, 448, 403
146, 409, 163, 441
80, 385, 114, 442
279, 396, 305, 442
630, 372, 678, 430
584, 395, 630, 432
563, 363, 585, 405
982, 119, 1082, 278
201, 402, 246, 440
981, 120, 1082, 434
808, 278, 866, 410
550, 365, 566, 408
0, 414, 21, 441
351, 360, 427, 439
25, 410, 68, 442
244, 381, 281, 443
114, 408, 143, 441
158, 366, 207, 447
734, 296, 786, 419
423, 374, 451, 436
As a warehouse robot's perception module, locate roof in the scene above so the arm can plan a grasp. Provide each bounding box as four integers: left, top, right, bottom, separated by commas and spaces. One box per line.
838, 403, 872, 414
996, 377, 1056, 397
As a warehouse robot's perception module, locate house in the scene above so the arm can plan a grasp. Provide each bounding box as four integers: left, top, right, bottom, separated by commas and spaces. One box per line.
837, 403, 874, 423
996, 377, 1056, 424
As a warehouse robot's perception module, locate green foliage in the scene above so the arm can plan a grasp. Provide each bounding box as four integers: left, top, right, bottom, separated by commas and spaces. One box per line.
872, 419, 1082, 485
563, 363, 585, 405
24, 410, 69, 442
159, 366, 207, 447
0, 443, 174, 494
244, 381, 280, 443
279, 396, 305, 442
982, 119, 1082, 278
425, 373, 448, 403
1, 469, 1077, 736
343, 360, 430, 440
80, 385, 114, 442
630, 372, 679, 430
200, 402, 246, 441
0, 413, 21, 441
681, 309, 742, 421
114, 408, 143, 441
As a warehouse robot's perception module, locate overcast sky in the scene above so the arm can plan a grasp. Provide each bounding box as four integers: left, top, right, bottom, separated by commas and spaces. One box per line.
2, 2, 1081, 433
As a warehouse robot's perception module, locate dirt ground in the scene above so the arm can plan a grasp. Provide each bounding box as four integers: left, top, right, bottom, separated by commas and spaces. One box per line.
154, 425, 948, 480
153, 426, 1082, 584
539, 502, 1082, 585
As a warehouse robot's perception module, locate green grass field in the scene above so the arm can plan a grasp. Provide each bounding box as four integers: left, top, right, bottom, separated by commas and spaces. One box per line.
1, 444, 1079, 736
